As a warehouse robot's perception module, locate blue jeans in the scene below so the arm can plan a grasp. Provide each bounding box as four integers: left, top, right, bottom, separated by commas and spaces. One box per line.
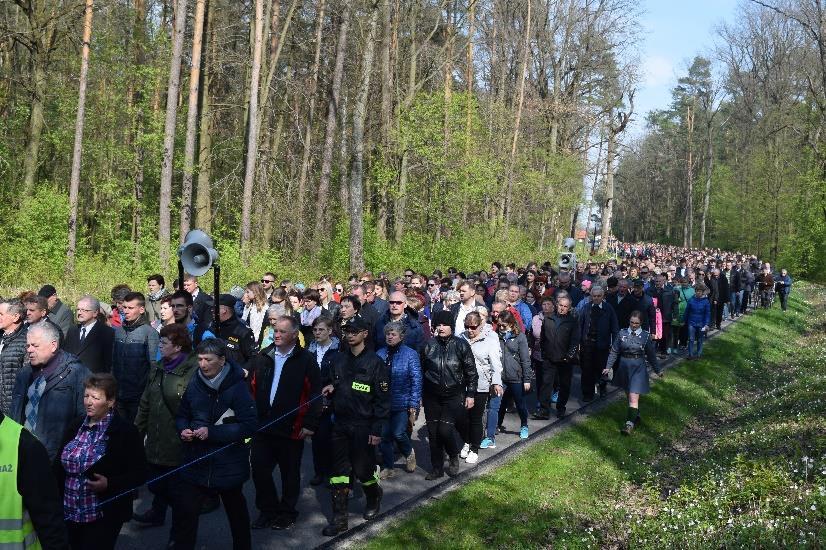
485, 395, 502, 439
380, 409, 413, 469
688, 325, 705, 357
730, 291, 742, 316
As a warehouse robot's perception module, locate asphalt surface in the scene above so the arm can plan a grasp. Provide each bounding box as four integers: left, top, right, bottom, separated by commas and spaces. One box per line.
115, 320, 735, 549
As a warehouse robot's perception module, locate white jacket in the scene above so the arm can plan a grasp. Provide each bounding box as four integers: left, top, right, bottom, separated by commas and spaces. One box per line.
461, 324, 503, 393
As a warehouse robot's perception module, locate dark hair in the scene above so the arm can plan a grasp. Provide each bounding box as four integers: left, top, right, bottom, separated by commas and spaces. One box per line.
264, 271, 276, 279
147, 274, 165, 287
340, 295, 361, 312
171, 289, 194, 307
497, 310, 521, 334
110, 284, 131, 303
361, 281, 376, 293
84, 373, 118, 401
196, 338, 226, 357
491, 262, 502, 270
312, 315, 335, 329
271, 288, 287, 302
160, 323, 192, 353
22, 295, 47, 310
160, 294, 174, 306
629, 310, 642, 322
123, 291, 146, 307
303, 289, 321, 304
464, 311, 482, 327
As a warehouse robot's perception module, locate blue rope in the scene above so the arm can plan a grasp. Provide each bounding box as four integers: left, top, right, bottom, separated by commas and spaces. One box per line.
65, 392, 325, 518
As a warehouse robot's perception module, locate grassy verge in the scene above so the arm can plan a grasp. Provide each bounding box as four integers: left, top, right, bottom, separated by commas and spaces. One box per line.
362, 283, 826, 549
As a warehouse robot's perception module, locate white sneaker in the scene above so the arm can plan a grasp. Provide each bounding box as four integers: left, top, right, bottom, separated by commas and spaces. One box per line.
465, 451, 478, 464
459, 443, 470, 459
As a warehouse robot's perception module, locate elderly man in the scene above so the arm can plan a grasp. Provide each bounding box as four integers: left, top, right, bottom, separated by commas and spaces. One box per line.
578, 286, 619, 401
374, 291, 424, 350
37, 285, 73, 336
536, 296, 580, 419
0, 300, 29, 414
64, 295, 114, 373
10, 322, 90, 460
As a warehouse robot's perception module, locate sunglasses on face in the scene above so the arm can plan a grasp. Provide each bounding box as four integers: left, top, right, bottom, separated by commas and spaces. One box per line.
261, 279, 274, 284
389, 300, 404, 305
465, 324, 479, 330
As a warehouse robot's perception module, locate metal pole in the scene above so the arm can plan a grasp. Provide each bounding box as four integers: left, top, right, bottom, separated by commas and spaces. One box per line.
178, 260, 185, 291
213, 263, 220, 331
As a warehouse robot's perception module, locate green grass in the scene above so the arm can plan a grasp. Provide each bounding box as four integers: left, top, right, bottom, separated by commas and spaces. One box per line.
362, 283, 826, 549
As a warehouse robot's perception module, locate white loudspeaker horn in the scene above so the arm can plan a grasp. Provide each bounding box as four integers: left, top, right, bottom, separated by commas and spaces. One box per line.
178, 230, 219, 276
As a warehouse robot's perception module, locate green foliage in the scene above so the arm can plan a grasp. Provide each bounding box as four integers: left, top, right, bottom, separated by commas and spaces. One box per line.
361, 284, 826, 549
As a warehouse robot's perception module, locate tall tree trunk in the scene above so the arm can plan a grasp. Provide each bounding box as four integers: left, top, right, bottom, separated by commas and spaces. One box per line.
179, 0, 207, 242
158, 0, 188, 269
349, 2, 380, 273
66, 0, 94, 275
393, 0, 419, 242
293, 0, 326, 255
461, 0, 475, 226
699, 116, 713, 247
684, 101, 695, 248
376, 0, 393, 239
240, 0, 265, 262
132, 0, 147, 267
599, 110, 617, 252
21, 57, 46, 196
502, 0, 531, 231
315, 3, 351, 243
338, 97, 350, 215
194, 0, 214, 232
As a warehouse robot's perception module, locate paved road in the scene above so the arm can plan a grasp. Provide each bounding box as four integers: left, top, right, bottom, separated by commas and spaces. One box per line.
116, 323, 733, 549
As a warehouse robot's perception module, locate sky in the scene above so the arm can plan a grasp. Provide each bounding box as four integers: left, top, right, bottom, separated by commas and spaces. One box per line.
631, 0, 741, 135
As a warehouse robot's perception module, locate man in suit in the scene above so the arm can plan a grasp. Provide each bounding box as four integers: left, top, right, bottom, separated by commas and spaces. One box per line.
182, 274, 214, 328
64, 295, 114, 373
37, 285, 73, 337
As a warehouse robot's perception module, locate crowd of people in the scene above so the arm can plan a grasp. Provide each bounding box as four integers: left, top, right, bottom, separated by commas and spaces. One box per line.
0, 242, 793, 549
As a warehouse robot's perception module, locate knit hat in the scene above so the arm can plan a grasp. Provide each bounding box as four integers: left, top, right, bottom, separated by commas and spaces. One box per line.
581, 280, 592, 290
432, 310, 455, 328
218, 293, 237, 308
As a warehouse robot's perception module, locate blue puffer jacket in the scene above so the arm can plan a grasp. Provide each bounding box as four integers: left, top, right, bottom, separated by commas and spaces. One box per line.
175, 365, 257, 490
685, 296, 711, 328
376, 344, 422, 411
113, 319, 159, 403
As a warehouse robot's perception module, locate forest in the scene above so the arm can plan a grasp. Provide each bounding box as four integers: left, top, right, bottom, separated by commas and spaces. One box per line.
612, 1, 826, 279
0, 0, 823, 294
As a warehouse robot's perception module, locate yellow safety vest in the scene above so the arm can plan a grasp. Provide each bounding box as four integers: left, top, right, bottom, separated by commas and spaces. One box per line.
0, 416, 41, 549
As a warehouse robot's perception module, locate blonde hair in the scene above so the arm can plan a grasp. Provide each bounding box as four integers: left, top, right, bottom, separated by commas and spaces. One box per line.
245, 281, 268, 311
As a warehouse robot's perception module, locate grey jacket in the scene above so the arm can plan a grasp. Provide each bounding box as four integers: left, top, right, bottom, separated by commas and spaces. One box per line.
10, 350, 90, 460
500, 332, 533, 383
0, 324, 29, 414
48, 299, 74, 337
461, 325, 502, 393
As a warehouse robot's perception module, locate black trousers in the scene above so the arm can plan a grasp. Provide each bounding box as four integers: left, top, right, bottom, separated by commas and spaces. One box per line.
531, 358, 544, 406
67, 517, 123, 550
250, 434, 305, 520
580, 345, 609, 399
422, 392, 464, 472
712, 301, 725, 328
539, 361, 573, 410
456, 391, 488, 452
312, 410, 333, 477
658, 323, 671, 353
176, 482, 251, 550
779, 292, 789, 311
330, 422, 377, 486
145, 462, 185, 540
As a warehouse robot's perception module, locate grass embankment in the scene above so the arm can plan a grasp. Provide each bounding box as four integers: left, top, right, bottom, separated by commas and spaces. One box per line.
363, 283, 826, 549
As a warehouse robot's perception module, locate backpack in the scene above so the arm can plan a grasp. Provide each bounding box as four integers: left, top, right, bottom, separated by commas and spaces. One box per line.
673, 288, 690, 327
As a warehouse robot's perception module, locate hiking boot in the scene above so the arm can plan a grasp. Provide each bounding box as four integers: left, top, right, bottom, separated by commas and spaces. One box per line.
446, 455, 461, 477
363, 484, 383, 520
251, 512, 277, 530
404, 449, 417, 473
133, 509, 165, 527
532, 410, 550, 420
425, 469, 444, 481
379, 468, 396, 480
621, 421, 634, 435
322, 487, 349, 536
272, 516, 296, 530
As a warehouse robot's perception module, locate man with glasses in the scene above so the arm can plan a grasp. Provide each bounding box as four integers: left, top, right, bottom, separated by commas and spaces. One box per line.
374, 291, 424, 350
64, 295, 113, 374
536, 296, 580, 419
578, 286, 618, 401
261, 272, 277, 303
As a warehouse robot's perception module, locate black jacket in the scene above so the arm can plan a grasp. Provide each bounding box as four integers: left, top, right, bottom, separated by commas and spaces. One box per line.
55, 411, 147, 525
215, 316, 257, 370
631, 292, 657, 333
647, 285, 677, 323
251, 345, 322, 439
192, 290, 214, 328
63, 322, 114, 374
541, 313, 580, 363
1, 413, 69, 549
0, 324, 28, 415
420, 336, 478, 398
323, 348, 390, 437
578, 301, 619, 350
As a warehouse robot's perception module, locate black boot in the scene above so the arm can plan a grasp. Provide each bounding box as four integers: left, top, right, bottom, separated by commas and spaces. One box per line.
322, 487, 349, 536
363, 483, 383, 520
